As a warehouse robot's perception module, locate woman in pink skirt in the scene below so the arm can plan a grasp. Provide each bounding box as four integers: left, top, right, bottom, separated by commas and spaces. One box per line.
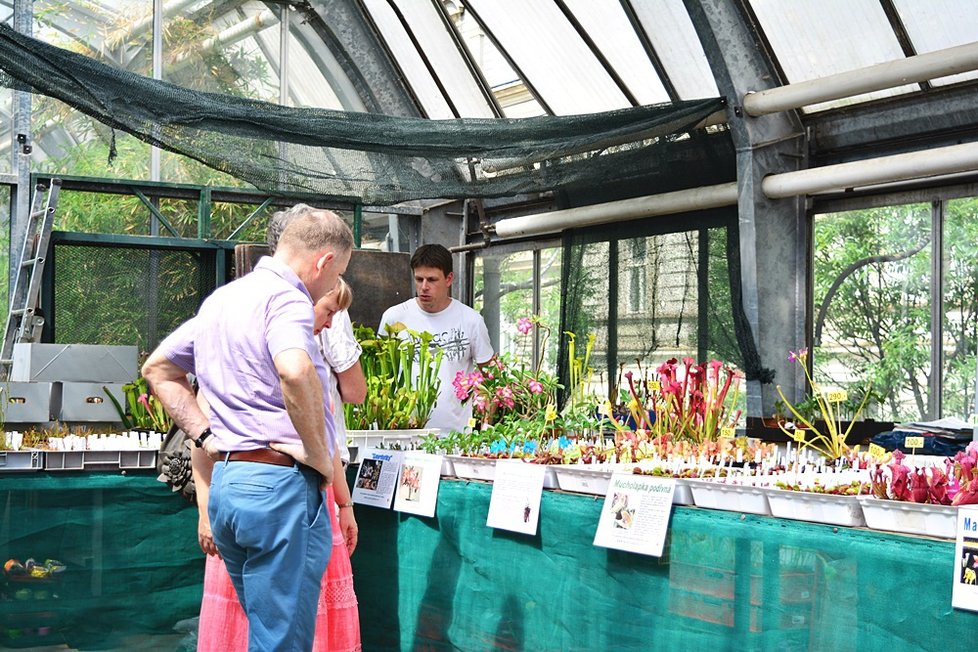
195, 281, 363, 651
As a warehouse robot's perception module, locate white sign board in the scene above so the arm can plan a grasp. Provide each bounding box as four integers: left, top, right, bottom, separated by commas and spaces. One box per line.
351, 448, 403, 509
392, 452, 443, 518
486, 459, 546, 535
593, 473, 675, 557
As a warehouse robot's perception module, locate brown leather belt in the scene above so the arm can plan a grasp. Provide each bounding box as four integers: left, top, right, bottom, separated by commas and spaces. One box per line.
226, 448, 295, 467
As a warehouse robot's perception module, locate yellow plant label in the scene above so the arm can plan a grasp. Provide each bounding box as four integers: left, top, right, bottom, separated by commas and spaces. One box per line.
904, 436, 924, 449
720, 427, 736, 437
648, 380, 661, 391
868, 443, 886, 460
827, 390, 848, 402
970, 413, 978, 426
467, 418, 477, 429
791, 429, 807, 443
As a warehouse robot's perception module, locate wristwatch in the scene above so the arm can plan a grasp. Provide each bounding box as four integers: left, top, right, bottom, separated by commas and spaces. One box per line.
193, 427, 213, 448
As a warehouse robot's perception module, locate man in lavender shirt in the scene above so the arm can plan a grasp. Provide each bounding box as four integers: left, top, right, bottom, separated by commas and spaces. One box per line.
142, 206, 352, 652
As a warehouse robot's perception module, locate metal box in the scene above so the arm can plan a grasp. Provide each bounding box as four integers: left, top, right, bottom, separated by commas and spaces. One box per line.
11, 343, 139, 383
58, 382, 126, 422
3, 381, 58, 423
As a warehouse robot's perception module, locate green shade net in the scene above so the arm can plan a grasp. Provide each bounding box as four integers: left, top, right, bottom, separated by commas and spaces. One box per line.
0, 23, 725, 205
353, 479, 978, 651
5, 471, 977, 650
0, 473, 201, 651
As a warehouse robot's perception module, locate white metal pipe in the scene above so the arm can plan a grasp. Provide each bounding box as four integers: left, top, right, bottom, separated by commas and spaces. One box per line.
762, 140, 978, 198
170, 9, 275, 72
744, 41, 978, 117
105, 0, 201, 49
492, 182, 738, 239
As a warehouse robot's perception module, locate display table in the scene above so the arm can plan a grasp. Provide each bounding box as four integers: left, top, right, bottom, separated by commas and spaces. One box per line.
351, 478, 978, 651
0, 472, 201, 650
3, 472, 977, 650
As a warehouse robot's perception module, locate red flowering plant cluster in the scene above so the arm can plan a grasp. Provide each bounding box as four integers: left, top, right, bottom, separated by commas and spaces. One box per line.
452, 315, 559, 432
868, 443, 978, 505
870, 449, 953, 504
646, 357, 743, 443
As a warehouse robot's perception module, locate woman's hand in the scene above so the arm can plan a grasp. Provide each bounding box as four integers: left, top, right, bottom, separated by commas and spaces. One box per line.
338, 505, 359, 555
198, 514, 221, 557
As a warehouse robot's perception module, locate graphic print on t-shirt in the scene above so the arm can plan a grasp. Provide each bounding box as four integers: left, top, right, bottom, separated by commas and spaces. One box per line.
433, 327, 469, 362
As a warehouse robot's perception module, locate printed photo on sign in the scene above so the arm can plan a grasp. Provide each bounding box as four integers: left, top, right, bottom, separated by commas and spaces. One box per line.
399, 465, 423, 502
352, 448, 403, 509
355, 458, 384, 491
393, 452, 443, 518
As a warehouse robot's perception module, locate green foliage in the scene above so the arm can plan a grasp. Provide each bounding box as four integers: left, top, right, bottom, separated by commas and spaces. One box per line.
814, 201, 978, 421
345, 324, 443, 430
105, 375, 172, 432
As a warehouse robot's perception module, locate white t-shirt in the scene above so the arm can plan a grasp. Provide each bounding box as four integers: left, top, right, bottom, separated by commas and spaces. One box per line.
317, 309, 362, 462
379, 298, 494, 433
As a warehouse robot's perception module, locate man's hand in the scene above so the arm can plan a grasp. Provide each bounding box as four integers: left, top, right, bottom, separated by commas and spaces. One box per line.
269, 441, 333, 489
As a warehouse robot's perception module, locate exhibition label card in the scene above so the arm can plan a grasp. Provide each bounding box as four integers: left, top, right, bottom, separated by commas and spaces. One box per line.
351, 448, 403, 509
392, 452, 443, 518
952, 506, 978, 612
593, 473, 675, 557
486, 459, 546, 535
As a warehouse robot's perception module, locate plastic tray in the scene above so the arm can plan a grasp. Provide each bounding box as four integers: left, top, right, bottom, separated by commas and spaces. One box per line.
0, 450, 44, 472
764, 487, 866, 527
552, 464, 616, 496
44, 449, 157, 471
686, 478, 772, 515
857, 496, 957, 539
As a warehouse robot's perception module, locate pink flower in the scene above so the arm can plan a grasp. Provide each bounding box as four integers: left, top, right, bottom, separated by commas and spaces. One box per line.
528, 379, 543, 394
517, 317, 533, 335
138, 394, 152, 412
494, 386, 515, 409
788, 348, 809, 362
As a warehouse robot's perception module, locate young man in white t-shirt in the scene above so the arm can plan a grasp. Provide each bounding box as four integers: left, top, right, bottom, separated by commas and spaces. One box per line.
379, 244, 495, 434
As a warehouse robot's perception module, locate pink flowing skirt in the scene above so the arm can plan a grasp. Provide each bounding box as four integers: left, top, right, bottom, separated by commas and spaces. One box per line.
197, 486, 361, 651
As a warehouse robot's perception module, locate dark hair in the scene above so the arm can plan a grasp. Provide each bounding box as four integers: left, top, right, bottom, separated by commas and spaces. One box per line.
410, 244, 453, 276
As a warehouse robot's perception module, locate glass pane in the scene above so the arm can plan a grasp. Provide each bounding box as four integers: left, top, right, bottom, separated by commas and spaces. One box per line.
361, 0, 455, 119
475, 250, 534, 359
628, 0, 720, 100
749, 0, 915, 112
538, 246, 562, 375
942, 197, 978, 420
32, 1, 152, 178
813, 204, 932, 422
398, 0, 494, 118
0, 86, 11, 175
563, 0, 670, 105
449, 7, 544, 117
466, 0, 631, 115
894, 0, 978, 86
574, 241, 610, 398
0, 184, 10, 322
287, 24, 360, 111
53, 191, 201, 238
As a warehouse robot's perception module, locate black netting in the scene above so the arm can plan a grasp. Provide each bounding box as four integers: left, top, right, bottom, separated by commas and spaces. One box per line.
0, 24, 725, 205
50, 241, 217, 353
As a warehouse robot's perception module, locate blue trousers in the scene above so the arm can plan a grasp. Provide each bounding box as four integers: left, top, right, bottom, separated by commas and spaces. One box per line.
210, 459, 331, 652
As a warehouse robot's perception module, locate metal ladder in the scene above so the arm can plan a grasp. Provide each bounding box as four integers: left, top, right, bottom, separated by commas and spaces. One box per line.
0, 178, 61, 380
